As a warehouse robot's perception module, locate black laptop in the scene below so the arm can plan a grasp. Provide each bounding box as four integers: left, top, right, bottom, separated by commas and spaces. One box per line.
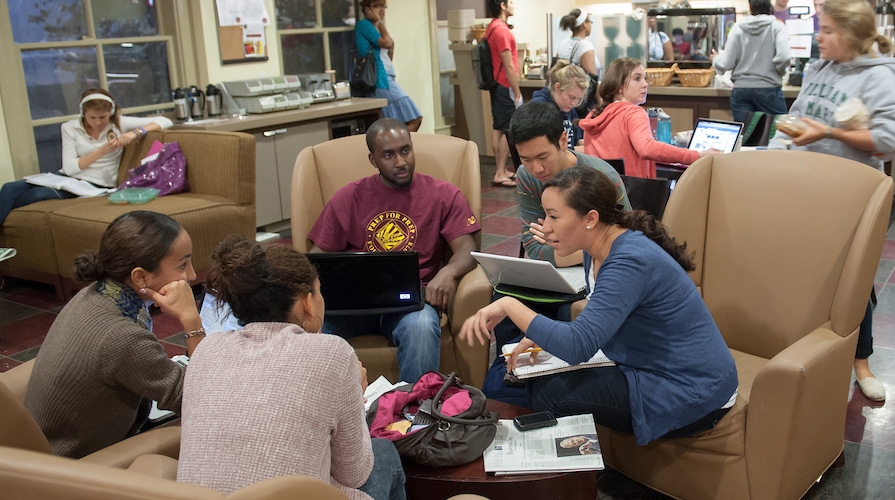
306, 252, 424, 316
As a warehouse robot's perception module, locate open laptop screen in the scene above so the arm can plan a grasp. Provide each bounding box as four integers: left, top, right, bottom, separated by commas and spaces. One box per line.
306, 252, 424, 316
688, 118, 744, 154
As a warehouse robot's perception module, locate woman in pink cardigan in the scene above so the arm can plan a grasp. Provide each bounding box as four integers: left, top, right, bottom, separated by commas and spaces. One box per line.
579, 58, 719, 178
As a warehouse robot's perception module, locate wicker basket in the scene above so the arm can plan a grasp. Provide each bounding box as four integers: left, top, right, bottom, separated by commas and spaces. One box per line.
645, 64, 676, 87
674, 66, 714, 87
471, 27, 487, 43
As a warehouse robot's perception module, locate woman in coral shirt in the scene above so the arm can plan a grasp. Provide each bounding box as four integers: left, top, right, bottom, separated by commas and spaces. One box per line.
579, 58, 718, 178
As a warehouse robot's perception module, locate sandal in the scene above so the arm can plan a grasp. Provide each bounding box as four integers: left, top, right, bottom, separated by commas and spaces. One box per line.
490, 179, 515, 188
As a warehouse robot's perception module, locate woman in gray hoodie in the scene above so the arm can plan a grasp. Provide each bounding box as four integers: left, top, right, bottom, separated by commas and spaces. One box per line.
770, 0, 895, 402
712, 0, 791, 122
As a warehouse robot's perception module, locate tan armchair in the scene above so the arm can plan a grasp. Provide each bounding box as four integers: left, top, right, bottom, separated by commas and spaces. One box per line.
0, 360, 180, 469
291, 133, 492, 387
593, 151, 892, 500
0, 446, 350, 499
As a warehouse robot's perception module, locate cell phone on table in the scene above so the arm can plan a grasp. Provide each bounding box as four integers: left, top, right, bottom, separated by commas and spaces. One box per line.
513, 411, 558, 432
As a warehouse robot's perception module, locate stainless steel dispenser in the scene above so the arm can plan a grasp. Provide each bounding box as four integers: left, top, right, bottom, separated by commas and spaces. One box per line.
878, 1, 895, 43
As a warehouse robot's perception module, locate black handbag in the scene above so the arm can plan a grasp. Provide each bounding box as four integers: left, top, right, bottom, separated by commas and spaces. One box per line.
367, 371, 500, 467
568, 41, 599, 117
352, 49, 378, 95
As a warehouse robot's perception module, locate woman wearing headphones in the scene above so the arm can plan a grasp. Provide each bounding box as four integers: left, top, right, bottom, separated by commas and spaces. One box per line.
0, 87, 172, 226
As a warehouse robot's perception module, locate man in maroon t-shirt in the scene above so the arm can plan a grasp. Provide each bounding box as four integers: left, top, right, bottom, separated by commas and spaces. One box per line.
486, 0, 520, 188
308, 118, 480, 382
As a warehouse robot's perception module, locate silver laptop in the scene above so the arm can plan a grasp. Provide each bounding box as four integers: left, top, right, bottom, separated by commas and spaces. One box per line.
471, 251, 586, 295
688, 118, 745, 154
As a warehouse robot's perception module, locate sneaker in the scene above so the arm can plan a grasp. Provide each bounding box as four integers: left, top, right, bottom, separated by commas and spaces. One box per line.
0, 248, 16, 262
857, 377, 886, 402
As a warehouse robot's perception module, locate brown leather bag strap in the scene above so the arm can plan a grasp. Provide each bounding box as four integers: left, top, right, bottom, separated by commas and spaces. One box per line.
430, 372, 499, 426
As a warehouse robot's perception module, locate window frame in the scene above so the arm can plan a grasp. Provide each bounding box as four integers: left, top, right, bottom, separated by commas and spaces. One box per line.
274, 0, 359, 78
0, 0, 179, 178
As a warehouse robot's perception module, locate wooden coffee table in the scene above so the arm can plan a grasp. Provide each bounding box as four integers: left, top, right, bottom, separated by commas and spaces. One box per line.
403, 399, 600, 500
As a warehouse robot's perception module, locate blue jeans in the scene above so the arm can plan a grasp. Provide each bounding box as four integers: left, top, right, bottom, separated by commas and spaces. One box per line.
527, 366, 729, 439
0, 179, 76, 226
729, 87, 788, 124
323, 304, 441, 383
358, 438, 406, 500
857, 298, 874, 360
528, 365, 635, 434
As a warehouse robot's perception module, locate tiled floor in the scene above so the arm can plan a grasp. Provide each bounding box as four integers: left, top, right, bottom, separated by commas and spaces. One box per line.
2, 159, 894, 497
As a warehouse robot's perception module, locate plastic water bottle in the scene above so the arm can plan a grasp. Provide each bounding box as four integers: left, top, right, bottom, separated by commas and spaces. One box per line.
648, 108, 659, 140
657, 109, 672, 144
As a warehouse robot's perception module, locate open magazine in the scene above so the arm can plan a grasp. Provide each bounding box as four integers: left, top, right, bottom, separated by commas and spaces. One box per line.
483, 414, 604, 475
24, 173, 115, 197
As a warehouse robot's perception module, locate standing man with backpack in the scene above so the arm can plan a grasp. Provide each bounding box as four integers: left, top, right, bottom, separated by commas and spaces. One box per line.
485, 0, 520, 188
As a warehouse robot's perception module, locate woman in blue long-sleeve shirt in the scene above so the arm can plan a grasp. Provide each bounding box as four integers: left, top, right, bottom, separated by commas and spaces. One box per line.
460, 166, 738, 445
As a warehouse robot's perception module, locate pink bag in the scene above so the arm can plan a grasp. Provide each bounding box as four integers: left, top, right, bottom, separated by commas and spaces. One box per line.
119, 142, 189, 196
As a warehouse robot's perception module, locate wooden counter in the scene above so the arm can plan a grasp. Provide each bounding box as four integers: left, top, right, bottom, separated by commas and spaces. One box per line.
645, 85, 801, 133
172, 97, 387, 133
647, 85, 801, 99
174, 97, 387, 229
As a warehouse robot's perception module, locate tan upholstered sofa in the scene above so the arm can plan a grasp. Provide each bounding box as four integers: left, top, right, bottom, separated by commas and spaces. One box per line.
582, 151, 892, 500
0, 129, 256, 299
291, 133, 492, 388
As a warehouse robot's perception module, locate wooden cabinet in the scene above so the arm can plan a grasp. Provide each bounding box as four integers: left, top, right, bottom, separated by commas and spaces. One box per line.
254, 122, 329, 227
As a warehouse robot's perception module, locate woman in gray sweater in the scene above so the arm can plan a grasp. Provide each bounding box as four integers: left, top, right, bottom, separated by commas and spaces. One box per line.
769, 0, 895, 401
23, 211, 204, 458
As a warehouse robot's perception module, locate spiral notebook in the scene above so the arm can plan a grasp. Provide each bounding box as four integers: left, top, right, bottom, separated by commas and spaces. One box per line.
502, 342, 615, 379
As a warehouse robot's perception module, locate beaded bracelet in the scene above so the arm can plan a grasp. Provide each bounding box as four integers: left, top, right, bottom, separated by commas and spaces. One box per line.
185, 328, 206, 338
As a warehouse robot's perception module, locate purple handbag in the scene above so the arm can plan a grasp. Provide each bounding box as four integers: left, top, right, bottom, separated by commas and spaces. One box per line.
118, 142, 189, 196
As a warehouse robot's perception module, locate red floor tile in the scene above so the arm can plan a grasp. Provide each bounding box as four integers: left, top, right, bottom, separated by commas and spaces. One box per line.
150, 309, 186, 340
481, 198, 519, 216
0, 312, 55, 356
482, 237, 523, 258
2, 284, 65, 311
0, 357, 22, 373
881, 240, 895, 260
482, 214, 524, 237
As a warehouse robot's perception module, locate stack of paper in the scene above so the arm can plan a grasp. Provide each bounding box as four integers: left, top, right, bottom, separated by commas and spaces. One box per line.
0, 248, 16, 262
484, 414, 604, 475
502, 342, 615, 379
363, 375, 409, 412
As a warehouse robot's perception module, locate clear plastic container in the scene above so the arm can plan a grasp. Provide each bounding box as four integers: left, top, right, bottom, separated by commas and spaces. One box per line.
648, 108, 659, 139
775, 114, 807, 138
109, 188, 160, 205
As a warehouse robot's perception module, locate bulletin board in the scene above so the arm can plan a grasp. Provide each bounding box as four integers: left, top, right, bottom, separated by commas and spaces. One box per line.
215, 0, 270, 64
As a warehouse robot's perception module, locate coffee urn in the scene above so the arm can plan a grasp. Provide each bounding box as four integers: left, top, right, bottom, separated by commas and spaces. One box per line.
172, 88, 189, 120
188, 85, 205, 119
206, 84, 222, 116
878, 1, 895, 43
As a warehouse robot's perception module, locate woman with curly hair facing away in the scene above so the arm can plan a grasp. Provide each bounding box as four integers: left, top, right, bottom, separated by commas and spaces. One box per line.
177, 235, 405, 500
